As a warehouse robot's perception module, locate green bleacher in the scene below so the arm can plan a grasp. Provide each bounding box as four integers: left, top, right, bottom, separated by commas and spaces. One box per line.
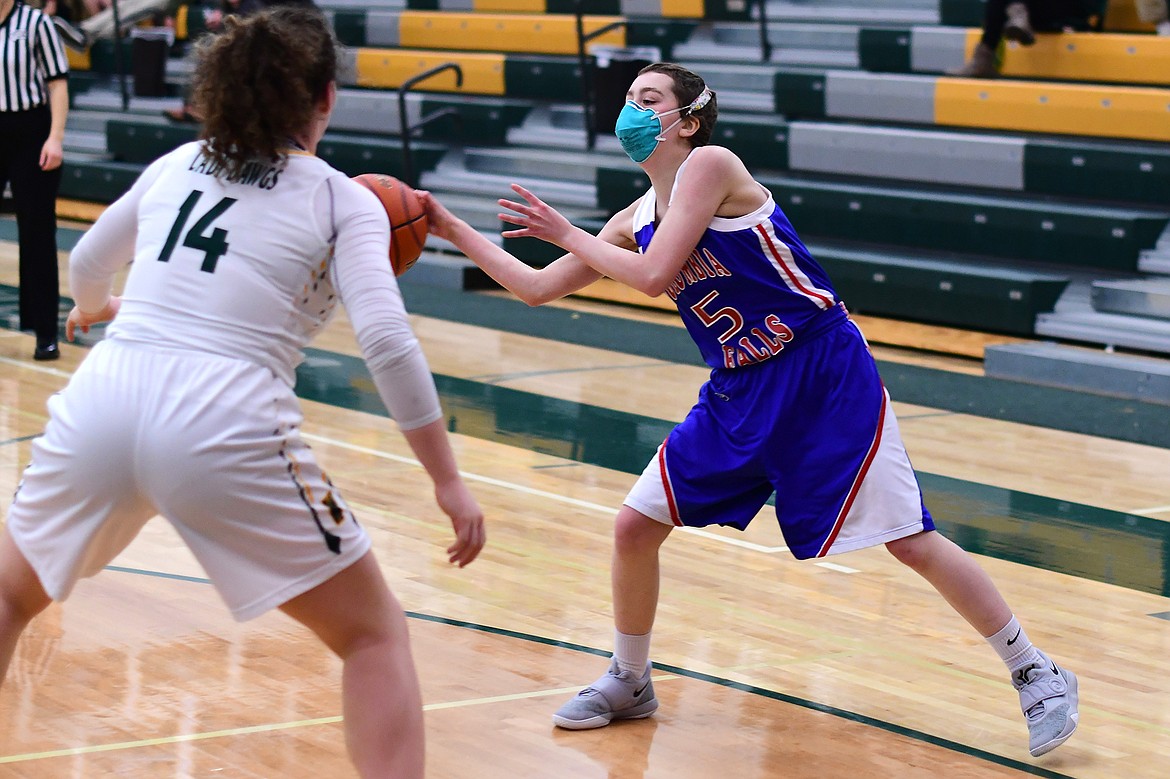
595, 165, 1167, 272
54, 0, 1170, 346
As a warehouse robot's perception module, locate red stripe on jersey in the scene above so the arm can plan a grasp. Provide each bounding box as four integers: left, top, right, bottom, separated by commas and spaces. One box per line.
657, 439, 683, 526
754, 223, 835, 309
817, 390, 887, 557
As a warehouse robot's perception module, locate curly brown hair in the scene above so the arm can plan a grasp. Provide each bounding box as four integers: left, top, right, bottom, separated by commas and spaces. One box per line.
637, 62, 718, 148
190, 6, 338, 178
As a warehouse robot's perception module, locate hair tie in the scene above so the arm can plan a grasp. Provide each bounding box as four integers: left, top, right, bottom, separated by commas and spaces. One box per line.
687, 87, 712, 113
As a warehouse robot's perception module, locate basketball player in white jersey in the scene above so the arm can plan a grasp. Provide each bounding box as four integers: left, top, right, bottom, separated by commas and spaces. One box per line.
0, 8, 484, 777
419, 62, 1077, 758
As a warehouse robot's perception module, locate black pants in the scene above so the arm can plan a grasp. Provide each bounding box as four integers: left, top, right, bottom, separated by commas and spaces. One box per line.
0, 106, 62, 343
979, 0, 1088, 48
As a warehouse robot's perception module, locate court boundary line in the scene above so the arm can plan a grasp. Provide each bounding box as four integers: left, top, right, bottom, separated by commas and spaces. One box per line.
1, 564, 1079, 777
0, 681, 663, 765
408, 612, 1079, 779
0, 565, 1077, 778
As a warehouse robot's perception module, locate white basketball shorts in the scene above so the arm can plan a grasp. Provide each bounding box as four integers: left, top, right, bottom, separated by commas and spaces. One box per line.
6, 340, 371, 621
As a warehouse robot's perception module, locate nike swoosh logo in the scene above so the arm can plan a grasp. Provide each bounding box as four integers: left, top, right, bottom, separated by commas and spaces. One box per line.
1006, 628, 1022, 646
633, 683, 648, 697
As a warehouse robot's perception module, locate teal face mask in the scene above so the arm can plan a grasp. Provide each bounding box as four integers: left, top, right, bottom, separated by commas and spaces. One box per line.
614, 88, 713, 164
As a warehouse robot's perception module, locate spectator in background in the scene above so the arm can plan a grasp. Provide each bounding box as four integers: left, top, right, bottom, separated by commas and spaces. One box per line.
1, 0, 71, 360
948, 1, 1095, 78
1135, 0, 1170, 35
51, 0, 171, 49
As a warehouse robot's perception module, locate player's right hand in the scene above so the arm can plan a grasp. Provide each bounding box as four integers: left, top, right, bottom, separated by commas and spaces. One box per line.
66, 296, 122, 341
435, 478, 486, 567
415, 190, 464, 243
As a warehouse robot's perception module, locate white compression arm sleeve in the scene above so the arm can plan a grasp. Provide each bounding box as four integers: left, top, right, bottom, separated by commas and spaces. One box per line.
322, 178, 443, 431
69, 157, 167, 313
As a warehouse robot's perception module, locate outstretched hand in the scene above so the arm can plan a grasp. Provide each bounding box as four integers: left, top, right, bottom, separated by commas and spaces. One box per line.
415, 189, 464, 243
65, 296, 122, 341
498, 184, 574, 246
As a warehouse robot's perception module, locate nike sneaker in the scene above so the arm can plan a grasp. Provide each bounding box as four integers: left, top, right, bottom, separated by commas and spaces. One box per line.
552, 659, 658, 730
1013, 651, 1079, 756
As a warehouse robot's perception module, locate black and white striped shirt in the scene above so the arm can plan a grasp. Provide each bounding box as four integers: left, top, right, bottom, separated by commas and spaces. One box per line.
1, 1, 69, 112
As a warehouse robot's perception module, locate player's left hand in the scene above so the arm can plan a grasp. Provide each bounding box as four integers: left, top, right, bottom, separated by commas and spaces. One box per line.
66, 296, 122, 341
498, 183, 573, 245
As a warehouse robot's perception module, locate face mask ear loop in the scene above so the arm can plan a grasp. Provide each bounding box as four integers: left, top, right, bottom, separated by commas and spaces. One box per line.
653, 88, 710, 141
654, 114, 687, 142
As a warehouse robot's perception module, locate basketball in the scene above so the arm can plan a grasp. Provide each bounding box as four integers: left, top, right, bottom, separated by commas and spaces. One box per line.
352, 173, 428, 276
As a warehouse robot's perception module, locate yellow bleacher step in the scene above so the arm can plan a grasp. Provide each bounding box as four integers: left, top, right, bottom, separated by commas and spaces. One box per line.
398, 11, 625, 55
56, 199, 106, 224
935, 78, 1170, 142
960, 30, 1170, 85
1105, 0, 1159, 32
353, 49, 506, 94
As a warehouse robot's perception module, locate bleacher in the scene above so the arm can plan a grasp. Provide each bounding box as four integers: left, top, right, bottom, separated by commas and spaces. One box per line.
54, 0, 1170, 400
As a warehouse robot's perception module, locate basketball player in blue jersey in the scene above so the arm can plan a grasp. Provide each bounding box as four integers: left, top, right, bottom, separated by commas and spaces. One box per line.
419, 62, 1078, 758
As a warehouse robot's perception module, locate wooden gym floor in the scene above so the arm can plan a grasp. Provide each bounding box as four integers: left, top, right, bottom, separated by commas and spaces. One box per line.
1, 235, 1168, 778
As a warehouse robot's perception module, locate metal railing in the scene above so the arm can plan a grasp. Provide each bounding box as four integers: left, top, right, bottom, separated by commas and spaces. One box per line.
574, 2, 627, 151
756, 0, 773, 62
110, 0, 130, 110
396, 63, 463, 188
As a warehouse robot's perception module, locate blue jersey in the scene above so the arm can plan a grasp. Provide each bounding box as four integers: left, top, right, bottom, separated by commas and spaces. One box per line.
633, 164, 841, 370
623, 158, 932, 556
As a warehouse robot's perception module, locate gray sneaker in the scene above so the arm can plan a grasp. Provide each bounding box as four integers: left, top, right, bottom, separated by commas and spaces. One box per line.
1013, 652, 1079, 756
552, 660, 658, 730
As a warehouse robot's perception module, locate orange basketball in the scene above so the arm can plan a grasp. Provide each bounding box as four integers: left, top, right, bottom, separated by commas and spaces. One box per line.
352, 173, 428, 276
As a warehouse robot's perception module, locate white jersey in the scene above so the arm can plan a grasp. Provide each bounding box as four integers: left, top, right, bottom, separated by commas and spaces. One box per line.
69, 141, 441, 430
10, 143, 445, 620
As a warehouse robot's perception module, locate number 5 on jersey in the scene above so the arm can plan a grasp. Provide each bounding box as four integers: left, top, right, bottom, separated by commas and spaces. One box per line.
158, 190, 239, 273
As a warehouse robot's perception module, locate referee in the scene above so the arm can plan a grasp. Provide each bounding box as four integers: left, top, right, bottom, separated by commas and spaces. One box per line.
1, 0, 69, 360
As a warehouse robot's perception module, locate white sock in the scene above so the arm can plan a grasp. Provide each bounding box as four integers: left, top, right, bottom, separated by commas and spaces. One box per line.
613, 630, 651, 677
986, 615, 1043, 670
1158, 21, 1170, 36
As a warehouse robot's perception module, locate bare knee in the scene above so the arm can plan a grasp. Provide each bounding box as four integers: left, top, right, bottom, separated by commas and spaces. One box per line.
0, 534, 52, 628
0, 584, 51, 629
613, 508, 672, 555
885, 530, 938, 571
280, 552, 406, 660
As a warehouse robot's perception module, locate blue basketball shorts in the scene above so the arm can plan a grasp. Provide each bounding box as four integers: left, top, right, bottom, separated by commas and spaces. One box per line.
623, 318, 934, 559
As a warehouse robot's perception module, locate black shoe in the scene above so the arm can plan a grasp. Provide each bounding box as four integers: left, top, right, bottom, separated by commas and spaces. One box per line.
33, 339, 60, 361
1003, 2, 1036, 46
52, 16, 89, 51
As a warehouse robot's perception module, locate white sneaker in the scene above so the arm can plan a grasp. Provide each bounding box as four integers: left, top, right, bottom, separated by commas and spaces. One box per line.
552, 660, 658, 730
1012, 651, 1079, 756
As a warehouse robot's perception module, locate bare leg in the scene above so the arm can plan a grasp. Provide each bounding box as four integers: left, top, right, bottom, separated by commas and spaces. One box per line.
612, 506, 673, 635
280, 551, 424, 779
886, 530, 1012, 637
0, 529, 53, 687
